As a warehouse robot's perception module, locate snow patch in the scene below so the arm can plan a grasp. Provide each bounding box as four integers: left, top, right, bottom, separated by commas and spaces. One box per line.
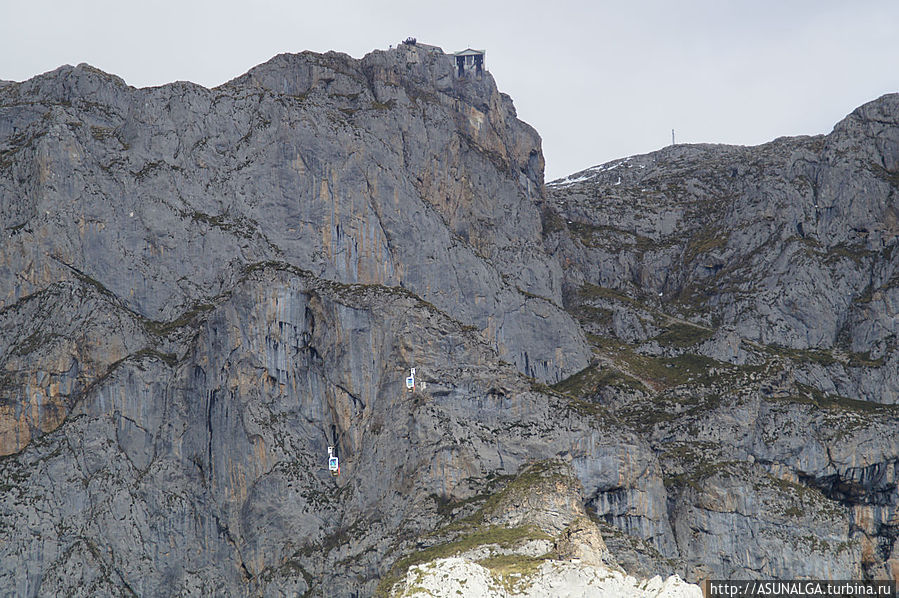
549, 157, 633, 188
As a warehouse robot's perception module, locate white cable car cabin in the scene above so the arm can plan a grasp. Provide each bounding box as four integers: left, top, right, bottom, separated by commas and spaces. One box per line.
327, 446, 339, 476
406, 368, 415, 392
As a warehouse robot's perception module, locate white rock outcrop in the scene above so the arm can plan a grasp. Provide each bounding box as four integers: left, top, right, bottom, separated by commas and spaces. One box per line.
393, 555, 702, 598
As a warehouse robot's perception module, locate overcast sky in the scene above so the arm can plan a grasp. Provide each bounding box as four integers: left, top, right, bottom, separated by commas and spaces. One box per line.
2, 0, 897, 180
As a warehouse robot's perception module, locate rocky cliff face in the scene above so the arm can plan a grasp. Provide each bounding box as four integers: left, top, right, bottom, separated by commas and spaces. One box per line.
0, 45, 587, 404
0, 42, 897, 597
544, 94, 899, 582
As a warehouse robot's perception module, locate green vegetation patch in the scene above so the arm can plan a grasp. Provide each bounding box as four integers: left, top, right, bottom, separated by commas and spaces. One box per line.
824, 243, 875, 267
764, 345, 837, 367
664, 459, 744, 492
570, 305, 614, 328
568, 220, 661, 252
330, 92, 360, 101
620, 352, 722, 389
660, 440, 723, 464
585, 333, 631, 353
447, 461, 576, 531
380, 461, 577, 594
664, 459, 845, 523
771, 383, 898, 416
132, 348, 178, 368
142, 303, 215, 337
12, 331, 63, 356
68, 268, 118, 301
182, 209, 258, 239
371, 100, 395, 111
552, 364, 648, 397
670, 284, 712, 316
375, 525, 551, 597
868, 161, 899, 188
407, 87, 440, 106
431, 490, 496, 520
540, 207, 567, 236
653, 322, 714, 348
577, 283, 639, 307
566, 220, 602, 247
89, 125, 116, 141
659, 441, 739, 490
617, 391, 724, 433
477, 553, 549, 574
766, 343, 886, 369
846, 351, 885, 367
478, 553, 553, 593
684, 229, 729, 262
587, 329, 733, 392
760, 472, 845, 521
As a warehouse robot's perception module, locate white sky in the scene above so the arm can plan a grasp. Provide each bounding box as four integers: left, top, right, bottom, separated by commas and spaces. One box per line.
2, 0, 897, 180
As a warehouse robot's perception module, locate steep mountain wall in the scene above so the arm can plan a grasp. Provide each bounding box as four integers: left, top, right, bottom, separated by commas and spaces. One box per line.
0, 45, 588, 401
0, 45, 599, 596
1, 44, 898, 596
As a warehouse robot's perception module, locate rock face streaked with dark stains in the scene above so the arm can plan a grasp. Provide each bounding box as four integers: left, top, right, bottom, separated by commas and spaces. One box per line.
0, 42, 898, 596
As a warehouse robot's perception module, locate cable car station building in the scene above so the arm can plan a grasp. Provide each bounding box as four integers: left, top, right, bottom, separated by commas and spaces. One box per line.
453, 49, 485, 78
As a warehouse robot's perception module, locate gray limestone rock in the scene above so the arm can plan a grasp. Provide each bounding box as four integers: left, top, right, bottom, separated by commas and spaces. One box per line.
2, 44, 899, 597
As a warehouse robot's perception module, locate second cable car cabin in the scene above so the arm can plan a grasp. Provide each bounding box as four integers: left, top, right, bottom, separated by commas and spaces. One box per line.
406, 368, 415, 392
327, 446, 339, 476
